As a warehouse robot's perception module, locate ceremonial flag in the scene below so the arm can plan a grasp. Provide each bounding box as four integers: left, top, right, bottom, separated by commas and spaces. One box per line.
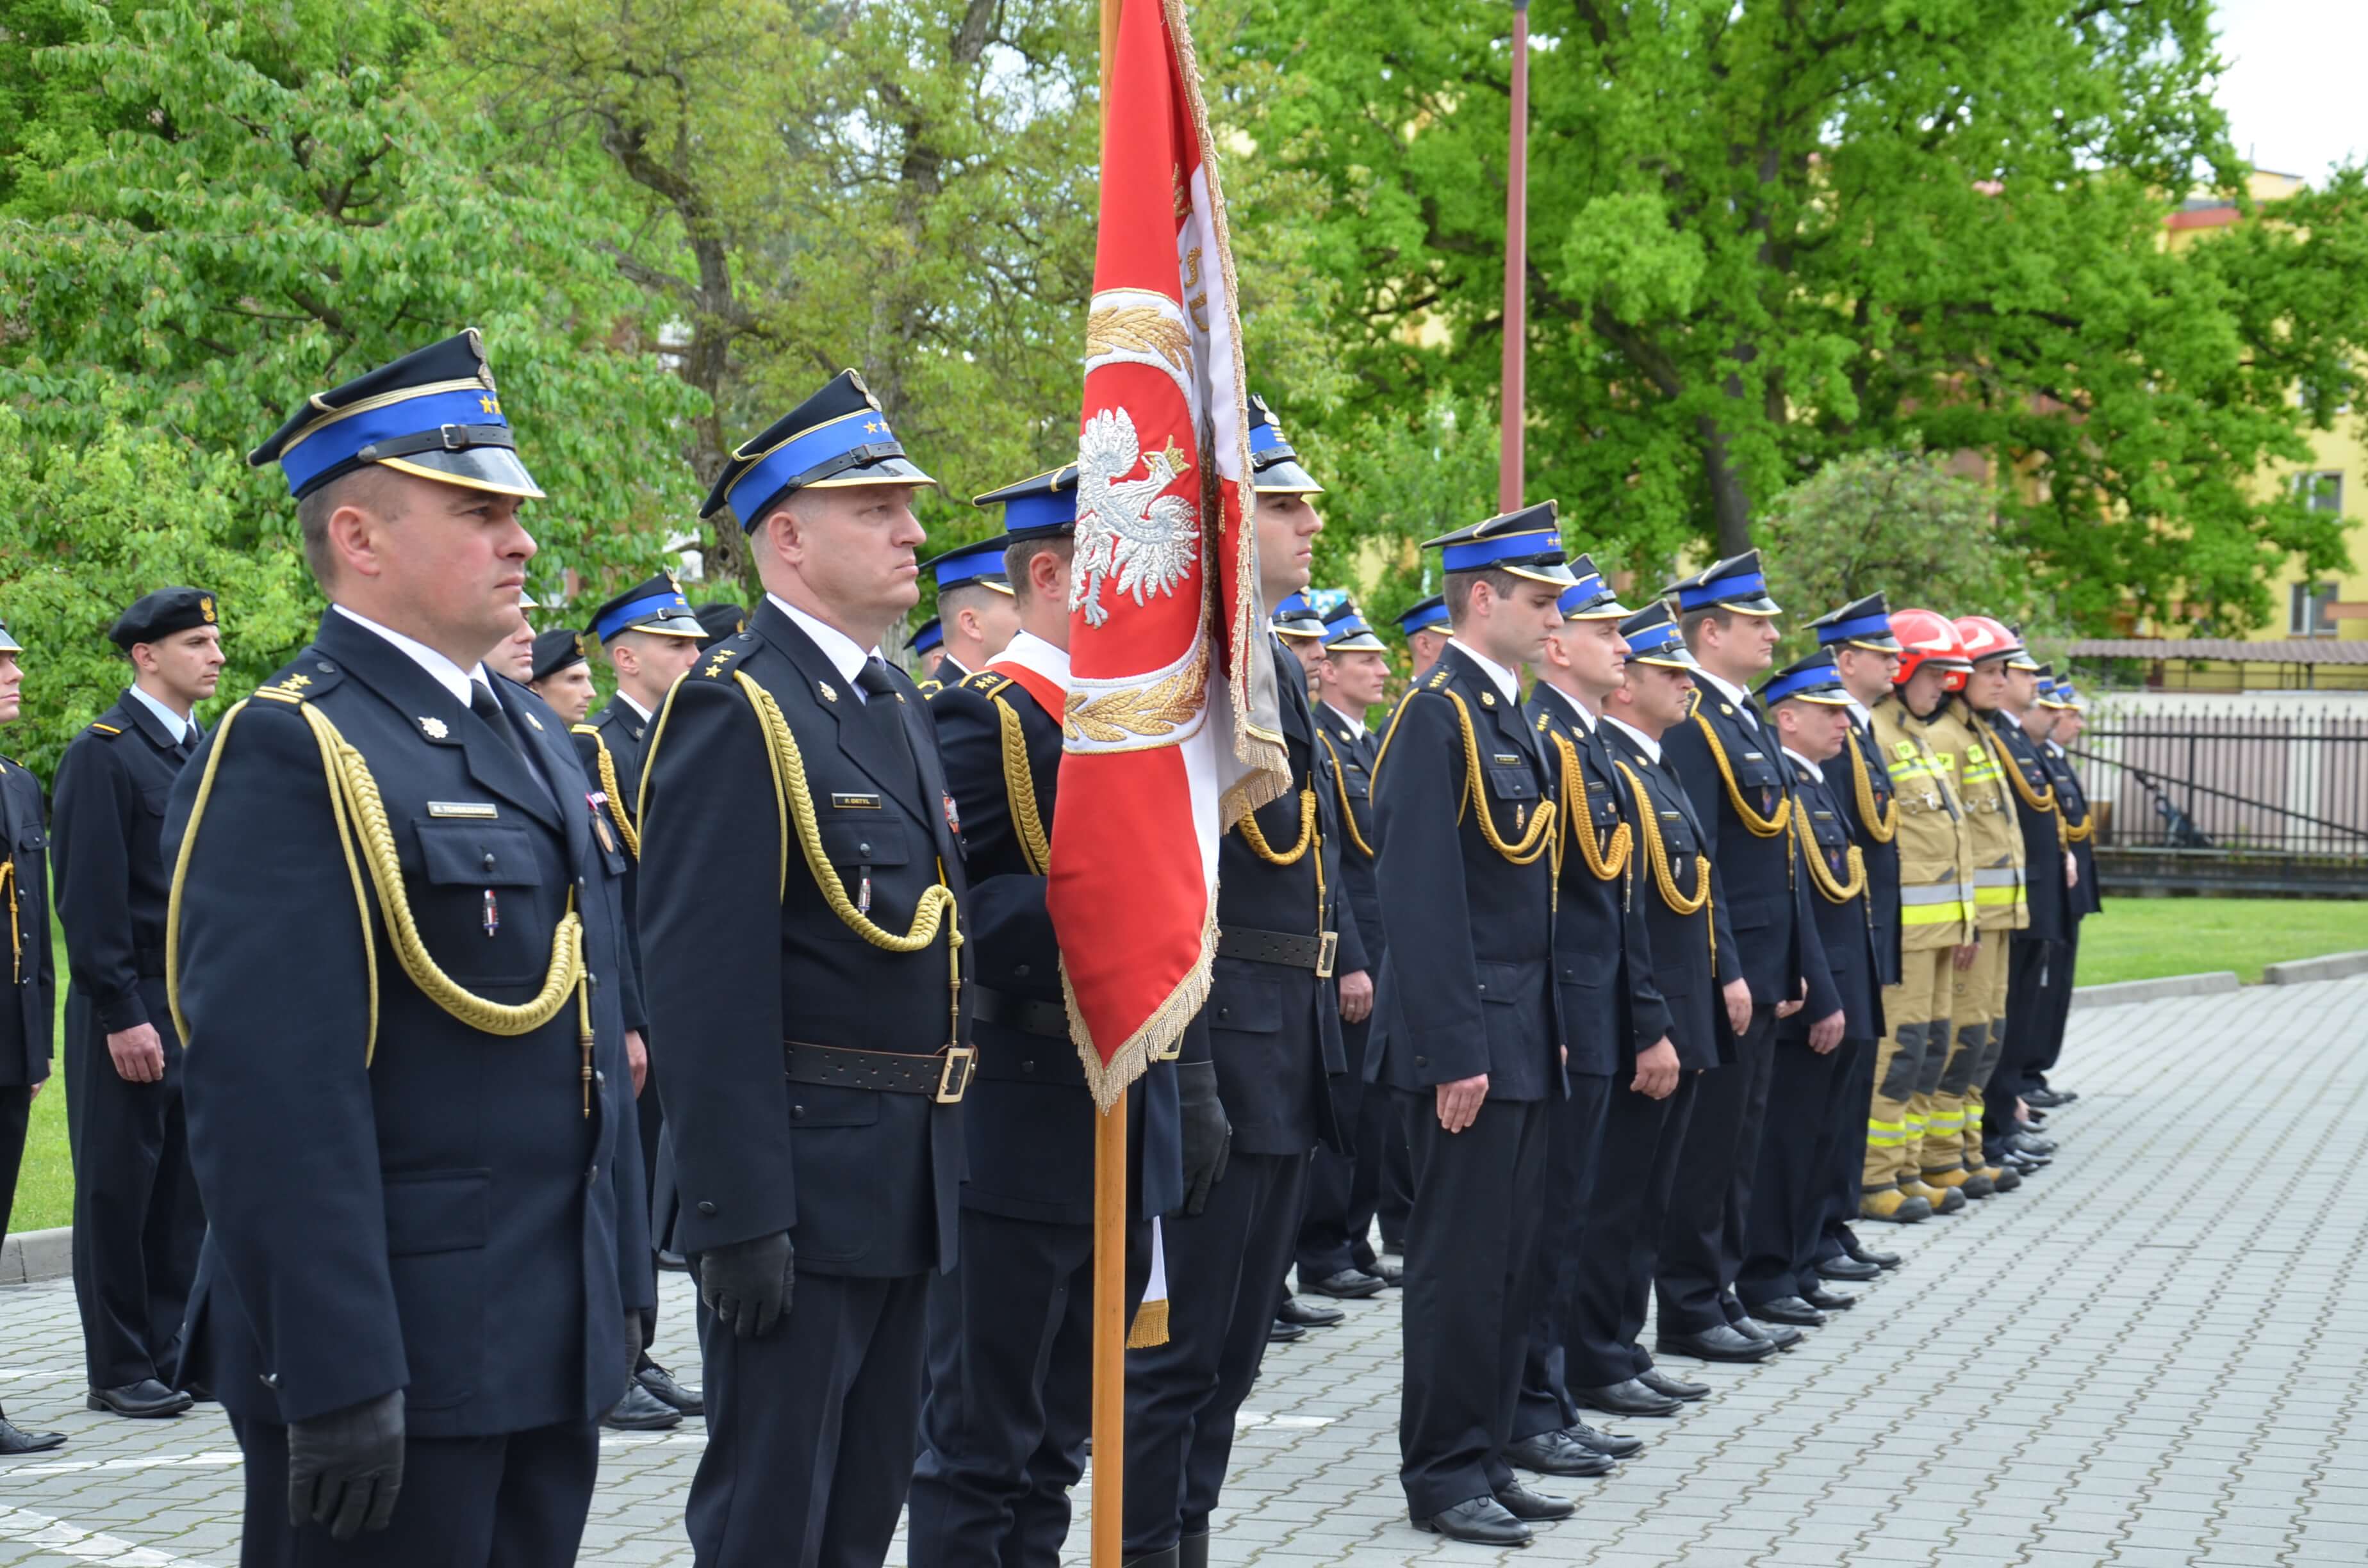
1051, 0, 1287, 1108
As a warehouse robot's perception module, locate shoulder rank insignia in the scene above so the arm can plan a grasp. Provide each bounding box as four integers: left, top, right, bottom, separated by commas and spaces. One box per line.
420, 716, 449, 740
1536, 713, 1551, 731
1426, 667, 1452, 690
88, 722, 122, 735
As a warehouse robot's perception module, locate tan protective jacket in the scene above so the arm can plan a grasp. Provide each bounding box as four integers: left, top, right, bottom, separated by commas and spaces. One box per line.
1870, 694, 1978, 951
1937, 698, 2028, 934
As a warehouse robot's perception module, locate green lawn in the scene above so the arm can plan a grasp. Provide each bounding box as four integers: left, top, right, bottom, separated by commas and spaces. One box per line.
2075, 897, 2368, 987
7, 897, 2364, 1236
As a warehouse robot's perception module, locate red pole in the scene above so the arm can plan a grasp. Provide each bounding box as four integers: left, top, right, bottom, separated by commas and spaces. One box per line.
1499, 0, 1530, 514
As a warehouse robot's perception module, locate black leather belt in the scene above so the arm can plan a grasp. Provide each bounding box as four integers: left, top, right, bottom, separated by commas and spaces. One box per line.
783, 1040, 974, 1103
972, 984, 1069, 1040
1217, 924, 1339, 977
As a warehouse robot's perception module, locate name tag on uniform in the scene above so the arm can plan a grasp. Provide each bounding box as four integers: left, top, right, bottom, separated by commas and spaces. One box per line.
1743, 751, 1766, 762
1492, 754, 1520, 766
832, 792, 882, 810
427, 801, 499, 819
1814, 810, 1834, 820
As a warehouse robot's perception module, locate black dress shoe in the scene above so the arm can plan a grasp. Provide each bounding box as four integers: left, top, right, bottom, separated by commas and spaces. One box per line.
1304, 1268, 1386, 1300
1657, 1324, 1775, 1363
1360, 1256, 1404, 1287
86, 1380, 192, 1419
178, 1382, 215, 1403
636, 1362, 704, 1417
1839, 1232, 1902, 1270
1505, 1429, 1615, 1476
0, 1410, 65, 1455
1751, 1296, 1828, 1327
1276, 1295, 1344, 1328
1179, 1530, 1208, 1568
2008, 1131, 2057, 1157
1576, 1378, 1684, 1417
601, 1383, 683, 1432
1267, 1316, 1304, 1343
1816, 1254, 1882, 1282
1636, 1368, 1707, 1401
1734, 1316, 1802, 1351
1800, 1284, 1855, 1312
1493, 1480, 1576, 1521
656, 1249, 691, 1271
1413, 1496, 1533, 1546
1119, 1548, 1178, 1568
1565, 1421, 1644, 1458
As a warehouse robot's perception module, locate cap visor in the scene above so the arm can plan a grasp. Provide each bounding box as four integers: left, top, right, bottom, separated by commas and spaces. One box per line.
1634, 648, 1701, 670
1791, 691, 1854, 706
1565, 596, 1635, 621
802, 454, 939, 489
1839, 634, 1902, 653
376, 446, 545, 501
1324, 633, 1388, 652
0, 629, 19, 653
1275, 625, 1328, 641
632, 612, 710, 639
1251, 459, 1324, 494
1721, 594, 1782, 617
1506, 562, 1579, 587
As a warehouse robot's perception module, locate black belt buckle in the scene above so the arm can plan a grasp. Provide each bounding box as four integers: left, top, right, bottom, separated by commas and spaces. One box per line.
936, 1045, 976, 1104
1316, 931, 1338, 979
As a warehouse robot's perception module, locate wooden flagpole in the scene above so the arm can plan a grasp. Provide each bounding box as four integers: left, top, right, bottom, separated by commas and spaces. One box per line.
1499, 0, 1531, 513
1089, 13, 1127, 1564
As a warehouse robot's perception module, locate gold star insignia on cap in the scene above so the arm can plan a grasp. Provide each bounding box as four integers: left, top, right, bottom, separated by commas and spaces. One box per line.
863, 420, 882, 434
420, 716, 449, 739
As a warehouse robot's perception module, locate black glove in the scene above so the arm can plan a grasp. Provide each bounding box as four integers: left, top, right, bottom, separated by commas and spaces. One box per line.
1175, 1059, 1232, 1216
700, 1232, 794, 1338
621, 1308, 644, 1398
286, 1389, 404, 1540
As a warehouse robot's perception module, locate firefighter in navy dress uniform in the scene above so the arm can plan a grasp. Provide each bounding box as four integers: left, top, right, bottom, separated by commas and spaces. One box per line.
170, 330, 652, 1563
635, 370, 971, 1568
53, 586, 223, 1419
916, 537, 1017, 693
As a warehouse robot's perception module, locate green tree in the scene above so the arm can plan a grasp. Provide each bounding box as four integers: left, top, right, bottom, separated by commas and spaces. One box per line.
1235, 0, 2368, 632
0, 0, 702, 767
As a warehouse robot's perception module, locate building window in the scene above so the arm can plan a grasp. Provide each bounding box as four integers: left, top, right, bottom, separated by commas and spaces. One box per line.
2291, 581, 2339, 638
2296, 471, 2344, 513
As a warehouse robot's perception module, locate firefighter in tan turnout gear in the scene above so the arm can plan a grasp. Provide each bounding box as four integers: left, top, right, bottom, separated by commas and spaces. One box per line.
1861, 611, 1978, 1223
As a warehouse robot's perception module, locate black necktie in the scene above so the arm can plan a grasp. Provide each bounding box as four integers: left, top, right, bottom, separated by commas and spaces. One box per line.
855, 656, 899, 705
472, 684, 555, 810
174, 728, 196, 762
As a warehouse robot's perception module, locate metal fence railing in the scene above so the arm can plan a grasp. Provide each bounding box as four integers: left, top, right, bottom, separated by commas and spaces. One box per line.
2068, 711, 2368, 856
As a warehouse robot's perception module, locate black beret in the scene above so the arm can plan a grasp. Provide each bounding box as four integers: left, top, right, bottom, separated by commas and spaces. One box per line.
109, 587, 220, 650
530, 628, 588, 683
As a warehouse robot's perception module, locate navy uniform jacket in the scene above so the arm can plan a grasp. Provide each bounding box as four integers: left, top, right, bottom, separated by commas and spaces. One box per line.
1836, 712, 1903, 988
0, 752, 55, 1086
1370, 646, 1561, 1102
636, 600, 967, 1275
2042, 744, 2102, 920
1529, 692, 1672, 1077
1594, 723, 1727, 1072
918, 654, 973, 699
1992, 717, 2070, 943
53, 689, 192, 1036
928, 664, 1183, 1223
1201, 637, 1355, 1156
570, 694, 653, 1010
1662, 690, 1839, 1021
1785, 757, 1885, 1041
1314, 699, 1388, 1067
165, 612, 650, 1435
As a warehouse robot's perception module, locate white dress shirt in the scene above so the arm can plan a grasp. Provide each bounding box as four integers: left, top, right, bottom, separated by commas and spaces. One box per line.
1780, 746, 1826, 785
1447, 637, 1522, 705
991, 628, 1073, 696
1321, 701, 1369, 740
333, 603, 491, 708
126, 682, 196, 745
1694, 667, 1759, 728
767, 593, 882, 699
1603, 714, 1663, 765
1540, 682, 1597, 733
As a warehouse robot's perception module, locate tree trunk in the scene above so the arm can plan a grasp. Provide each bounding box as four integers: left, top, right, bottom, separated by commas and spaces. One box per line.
1697, 410, 1754, 558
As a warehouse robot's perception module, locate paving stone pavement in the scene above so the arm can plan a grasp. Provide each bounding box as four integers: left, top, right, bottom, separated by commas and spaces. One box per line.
3, 976, 2365, 1566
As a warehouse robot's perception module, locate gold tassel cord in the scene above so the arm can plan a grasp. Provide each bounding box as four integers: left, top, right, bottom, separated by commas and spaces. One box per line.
1317, 733, 1376, 860
994, 691, 1052, 876
1126, 1298, 1171, 1349
1794, 808, 1869, 904
1691, 712, 1792, 838
2062, 808, 2095, 844
1233, 787, 1316, 865
1846, 736, 1900, 844
1549, 731, 1632, 884
587, 731, 641, 860
1444, 692, 1556, 866
1975, 715, 2063, 848
731, 673, 962, 1045
1613, 761, 1711, 916
1, 859, 17, 983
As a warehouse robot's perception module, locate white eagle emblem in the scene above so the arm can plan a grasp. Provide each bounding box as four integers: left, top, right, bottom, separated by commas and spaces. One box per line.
1071, 407, 1198, 628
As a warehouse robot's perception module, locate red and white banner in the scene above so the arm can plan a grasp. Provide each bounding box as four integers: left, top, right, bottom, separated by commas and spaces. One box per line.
1049, 0, 1287, 1108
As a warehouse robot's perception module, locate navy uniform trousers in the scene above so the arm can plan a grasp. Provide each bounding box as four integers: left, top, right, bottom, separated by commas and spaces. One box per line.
1511, 1072, 1611, 1441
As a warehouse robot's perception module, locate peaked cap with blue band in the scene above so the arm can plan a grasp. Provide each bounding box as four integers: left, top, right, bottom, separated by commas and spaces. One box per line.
1396, 594, 1451, 639
1618, 602, 1699, 669
1272, 589, 1328, 640
0, 616, 19, 655
694, 601, 747, 648
911, 617, 944, 656
974, 465, 1080, 544
249, 329, 543, 502
1558, 553, 1632, 621
2005, 624, 2043, 672
1320, 598, 1386, 653
1808, 591, 1900, 652
921, 537, 1014, 597
1759, 649, 1852, 707
1422, 500, 1576, 587
1247, 395, 1323, 495
1664, 549, 1780, 616
587, 571, 704, 650
702, 370, 935, 530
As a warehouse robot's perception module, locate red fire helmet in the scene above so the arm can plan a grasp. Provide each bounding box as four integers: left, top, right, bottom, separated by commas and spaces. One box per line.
1889, 608, 1973, 690
1952, 614, 2026, 667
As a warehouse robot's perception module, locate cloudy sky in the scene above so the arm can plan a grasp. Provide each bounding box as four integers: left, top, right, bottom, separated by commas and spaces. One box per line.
2209, 0, 2367, 179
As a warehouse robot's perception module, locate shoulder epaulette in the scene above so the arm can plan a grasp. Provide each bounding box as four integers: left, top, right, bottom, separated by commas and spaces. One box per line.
86, 721, 124, 735
1535, 712, 1552, 732
917, 678, 942, 697
570, 722, 605, 740
961, 670, 1006, 694
1425, 666, 1453, 690
691, 631, 761, 683
251, 657, 342, 706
